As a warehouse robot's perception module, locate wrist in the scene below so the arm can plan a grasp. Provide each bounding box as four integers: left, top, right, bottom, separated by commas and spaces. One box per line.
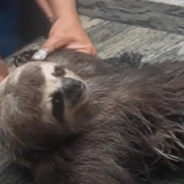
36, 0, 78, 24
55, 8, 81, 28
50, 0, 77, 20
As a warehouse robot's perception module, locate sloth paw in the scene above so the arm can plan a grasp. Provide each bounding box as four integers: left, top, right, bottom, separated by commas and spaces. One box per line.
119, 52, 143, 67
13, 49, 38, 67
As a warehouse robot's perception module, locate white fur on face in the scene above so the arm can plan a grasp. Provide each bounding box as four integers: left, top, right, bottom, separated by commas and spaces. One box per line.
7, 65, 27, 85
40, 62, 89, 125
2, 61, 89, 127
41, 63, 62, 116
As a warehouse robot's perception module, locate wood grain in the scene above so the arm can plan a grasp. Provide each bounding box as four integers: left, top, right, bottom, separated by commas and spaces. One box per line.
77, 0, 184, 35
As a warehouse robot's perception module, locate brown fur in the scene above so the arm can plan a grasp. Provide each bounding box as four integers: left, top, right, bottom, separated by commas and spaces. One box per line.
1, 50, 184, 184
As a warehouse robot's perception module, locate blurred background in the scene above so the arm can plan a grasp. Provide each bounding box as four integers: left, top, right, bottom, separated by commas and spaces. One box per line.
0, 0, 51, 58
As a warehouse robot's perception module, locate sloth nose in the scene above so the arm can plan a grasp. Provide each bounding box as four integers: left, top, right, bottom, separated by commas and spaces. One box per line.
62, 78, 83, 97
63, 78, 82, 90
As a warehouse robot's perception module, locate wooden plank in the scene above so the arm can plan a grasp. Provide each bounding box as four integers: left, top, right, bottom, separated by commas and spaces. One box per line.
148, 0, 184, 6
6, 15, 184, 66
76, 0, 184, 35
80, 15, 184, 62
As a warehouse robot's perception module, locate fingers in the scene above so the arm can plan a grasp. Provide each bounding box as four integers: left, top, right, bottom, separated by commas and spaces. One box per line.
77, 45, 97, 56
32, 36, 67, 60
66, 41, 97, 56
85, 44, 97, 56
42, 36, 67, 54
32, 49, 48, 60
32, 17, 96, 60
32, 41, 97, 60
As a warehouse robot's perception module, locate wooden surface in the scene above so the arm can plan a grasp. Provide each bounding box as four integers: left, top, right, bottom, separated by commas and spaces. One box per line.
77, 0, 184, 35
79, 16, 184, 63
148, 0, 184, 6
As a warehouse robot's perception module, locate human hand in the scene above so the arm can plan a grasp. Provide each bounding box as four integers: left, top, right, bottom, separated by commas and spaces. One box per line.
33, 15, 96, 60
0, 58, 9, 82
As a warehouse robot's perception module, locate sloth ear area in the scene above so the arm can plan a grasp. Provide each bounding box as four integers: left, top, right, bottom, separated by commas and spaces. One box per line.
12, 49, 38, 67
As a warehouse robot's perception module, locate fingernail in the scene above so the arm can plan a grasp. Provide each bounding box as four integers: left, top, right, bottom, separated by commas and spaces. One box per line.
32, 49, 48, 60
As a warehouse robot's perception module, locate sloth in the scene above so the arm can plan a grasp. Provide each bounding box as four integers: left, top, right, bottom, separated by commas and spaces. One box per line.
1, 50, 184, 184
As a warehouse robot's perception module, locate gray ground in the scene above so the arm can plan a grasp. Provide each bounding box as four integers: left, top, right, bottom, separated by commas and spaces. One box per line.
2, 15, 184, 184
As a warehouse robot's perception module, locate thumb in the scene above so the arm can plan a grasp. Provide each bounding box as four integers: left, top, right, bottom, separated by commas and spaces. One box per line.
32, 36, 66, 60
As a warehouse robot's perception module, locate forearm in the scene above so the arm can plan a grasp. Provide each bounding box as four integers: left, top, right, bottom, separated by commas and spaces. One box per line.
35, 0, 78, 23
35, 0, 55, 22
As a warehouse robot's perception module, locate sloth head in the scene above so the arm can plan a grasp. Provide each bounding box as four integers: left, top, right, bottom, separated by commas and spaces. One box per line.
0, 61, 89, 159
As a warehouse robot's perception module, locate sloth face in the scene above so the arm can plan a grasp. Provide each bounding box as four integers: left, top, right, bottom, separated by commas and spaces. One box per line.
40, 62, 89, 127
0, 61, 89, 152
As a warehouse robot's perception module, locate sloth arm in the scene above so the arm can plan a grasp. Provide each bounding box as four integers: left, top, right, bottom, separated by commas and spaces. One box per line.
33, 152, 136, 184
32, 138, 136, 184
67, 152, 136, 184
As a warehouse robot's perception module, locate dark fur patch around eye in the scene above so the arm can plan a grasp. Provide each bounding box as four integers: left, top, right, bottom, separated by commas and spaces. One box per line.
52, 66, 65, 77
52, 91, 65, 122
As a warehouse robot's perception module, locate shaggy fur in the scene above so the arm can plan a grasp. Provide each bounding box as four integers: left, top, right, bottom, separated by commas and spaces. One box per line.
1, 49, 184, 184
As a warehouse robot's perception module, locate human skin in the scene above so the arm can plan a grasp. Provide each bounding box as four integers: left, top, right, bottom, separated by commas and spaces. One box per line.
34, 0, 96, 58
0, 58, 9, 82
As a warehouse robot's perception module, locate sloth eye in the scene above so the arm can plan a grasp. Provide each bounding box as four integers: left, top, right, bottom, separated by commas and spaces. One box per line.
52, 66, 65, 77
52, 91, 64, 122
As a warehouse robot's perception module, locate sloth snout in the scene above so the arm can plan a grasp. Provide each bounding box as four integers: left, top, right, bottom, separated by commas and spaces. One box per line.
62, 78, 84, 99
